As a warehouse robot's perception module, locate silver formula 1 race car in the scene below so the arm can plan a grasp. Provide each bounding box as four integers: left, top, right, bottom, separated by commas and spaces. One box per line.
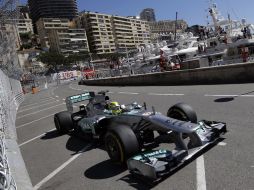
54, 91, 227, 182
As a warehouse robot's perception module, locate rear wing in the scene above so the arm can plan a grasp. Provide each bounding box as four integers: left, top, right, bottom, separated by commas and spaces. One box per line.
66, 92, 95, 112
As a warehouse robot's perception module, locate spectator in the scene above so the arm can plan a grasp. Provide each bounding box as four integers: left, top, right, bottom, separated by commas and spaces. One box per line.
242, 27, 247, 38
246, 26, 252, 39
198, 44, 202, 53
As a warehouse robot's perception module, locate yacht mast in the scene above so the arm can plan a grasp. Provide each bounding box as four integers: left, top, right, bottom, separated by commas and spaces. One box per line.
209, 3, 219, 35
174, 12, 178, 41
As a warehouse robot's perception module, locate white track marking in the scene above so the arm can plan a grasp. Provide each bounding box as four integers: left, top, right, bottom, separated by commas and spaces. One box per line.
37, 97, 55, 101
18, 101, 59, 113
55, 96, 59, 98
17, 103, 64, 119
51, 87, 57, 96
19, 129, 55, 147
69, 84, 82, 91
20, 98, 55, 108
218, 142, 227, 146
16, 111, 64, 129
241, 95, 254, 97
118, 92, 139, 95
205, 94, 237, 97
196, 155, 207, 190
33, 143, 93, 190
108, 91, 114, 94
205, 94, 254, 97
149, 93, 184, 96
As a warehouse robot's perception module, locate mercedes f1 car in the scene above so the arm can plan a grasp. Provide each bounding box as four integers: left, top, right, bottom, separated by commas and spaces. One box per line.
54, 91, 227, 181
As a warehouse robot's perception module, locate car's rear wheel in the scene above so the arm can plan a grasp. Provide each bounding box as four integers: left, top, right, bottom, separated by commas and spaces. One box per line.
104, 125, 139, 164
167, 103, 197, 123
54, 111, 74, 134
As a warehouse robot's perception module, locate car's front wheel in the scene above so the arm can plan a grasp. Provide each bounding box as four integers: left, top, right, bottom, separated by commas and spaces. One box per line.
54, 111, 74, 134
167, 103, 197, 123
104, 125, 139, 164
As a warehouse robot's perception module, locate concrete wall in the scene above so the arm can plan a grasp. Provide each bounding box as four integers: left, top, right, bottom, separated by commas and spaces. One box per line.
81, 62, 254, 86
0, 70, 33, 190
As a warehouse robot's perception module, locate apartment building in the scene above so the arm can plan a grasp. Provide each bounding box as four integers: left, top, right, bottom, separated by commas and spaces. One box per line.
74, 12, 116, 54
49, 29, 89, 55
113, 15, 150, 52
17, 5, 34, 34
140, 8, 156, 22
76, 12, 151, 54
36, 18, 69, 49
28, 0, 78, 25
149, 20, 188, 42
149, 20, 188, 34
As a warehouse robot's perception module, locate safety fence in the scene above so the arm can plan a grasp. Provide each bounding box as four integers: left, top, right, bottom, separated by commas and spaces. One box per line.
0, 70, 24, 190
82, 56, 254, 80
21, 73, 81, 94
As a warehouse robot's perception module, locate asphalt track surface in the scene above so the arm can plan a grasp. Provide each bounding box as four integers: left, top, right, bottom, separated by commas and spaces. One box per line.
16, 82, 254, 190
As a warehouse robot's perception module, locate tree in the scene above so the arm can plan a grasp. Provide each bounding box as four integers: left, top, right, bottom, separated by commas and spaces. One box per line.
37, 52, 66, 71
19, 32, 32, 41
99, 52, 124, 62
65, 52, 90, 65
19, 32, 34, 50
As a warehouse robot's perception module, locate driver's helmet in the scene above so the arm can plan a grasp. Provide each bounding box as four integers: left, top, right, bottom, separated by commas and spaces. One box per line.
108, 101, 122, 115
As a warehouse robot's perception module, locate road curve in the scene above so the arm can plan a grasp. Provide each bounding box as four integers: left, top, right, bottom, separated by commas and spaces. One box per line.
16, 82, 254, 190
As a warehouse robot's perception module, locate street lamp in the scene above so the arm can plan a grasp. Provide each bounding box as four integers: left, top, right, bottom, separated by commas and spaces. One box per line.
125, 44, 134, 75
89, 52, 94, 71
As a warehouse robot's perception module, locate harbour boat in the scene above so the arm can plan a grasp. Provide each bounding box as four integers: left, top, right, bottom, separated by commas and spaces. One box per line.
123, 1, 254, 74
191, 2, 254, 67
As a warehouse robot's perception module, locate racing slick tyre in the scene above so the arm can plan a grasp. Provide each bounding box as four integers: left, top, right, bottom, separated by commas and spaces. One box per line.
167, 103, 197, 123
104, 126, 139, 164
54, 111, 74, 134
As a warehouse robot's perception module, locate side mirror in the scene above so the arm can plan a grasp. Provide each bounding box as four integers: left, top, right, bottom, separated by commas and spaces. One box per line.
143, 102, 147, 110
120, 104, 126, 109
80, 104, 86, 111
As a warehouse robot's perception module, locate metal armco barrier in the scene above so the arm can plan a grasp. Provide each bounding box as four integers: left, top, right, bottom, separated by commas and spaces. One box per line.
0, 134, 16, 190
0, 70, 20, 190
1, 0, 32, 188
81, 62, 254, 86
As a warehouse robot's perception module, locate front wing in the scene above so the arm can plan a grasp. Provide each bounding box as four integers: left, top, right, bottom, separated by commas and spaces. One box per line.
127, 120, 227, 182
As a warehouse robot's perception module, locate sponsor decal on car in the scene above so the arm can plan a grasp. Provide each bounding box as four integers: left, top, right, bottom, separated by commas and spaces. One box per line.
132, 149, 171, 160
69, 93, 91, 103
142, 112, 153, 116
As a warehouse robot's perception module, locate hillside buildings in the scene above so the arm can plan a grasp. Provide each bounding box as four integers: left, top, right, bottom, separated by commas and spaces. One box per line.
149, 20, 188, 34
149, 20, 188, 42
74, 12, 116, 54
17, 6, 34, 34
20, 2, 189, 57
74, 12, 151, 54
49, 28, 89, 54
139, 8, 188, 42
36, 18, 70, 49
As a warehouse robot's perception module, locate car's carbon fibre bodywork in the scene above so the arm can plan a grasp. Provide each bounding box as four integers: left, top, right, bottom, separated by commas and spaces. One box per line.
58, 91, 227, 182
127, 120, 226, 181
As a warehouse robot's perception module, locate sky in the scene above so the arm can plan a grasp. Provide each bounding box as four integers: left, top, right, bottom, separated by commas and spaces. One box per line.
19, 0, 254, 26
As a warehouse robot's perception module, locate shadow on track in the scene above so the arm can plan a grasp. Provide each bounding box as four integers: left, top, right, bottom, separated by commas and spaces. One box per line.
65, 135, 95, 155
84, 160, 126, 179
214, 97, 234, 103
41, 130, 63, 140
241, 90, 254, 96
214, 90, 254, 103
119, 138, 226, 189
